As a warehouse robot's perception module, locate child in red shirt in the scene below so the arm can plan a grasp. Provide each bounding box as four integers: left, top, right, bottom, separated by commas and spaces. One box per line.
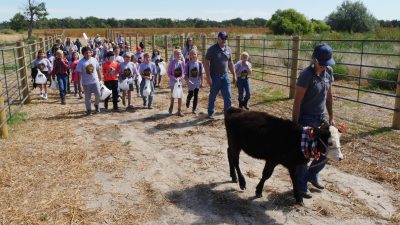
102, 51, 120, 110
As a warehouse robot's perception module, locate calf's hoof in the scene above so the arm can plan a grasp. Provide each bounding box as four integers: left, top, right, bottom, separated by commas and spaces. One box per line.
255, 191, 263, 198
239, 183, 246, 190
231, 178, 238, 183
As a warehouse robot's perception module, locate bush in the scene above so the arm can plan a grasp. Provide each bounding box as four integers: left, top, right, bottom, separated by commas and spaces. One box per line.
332, 64, 350, 81
367, 68, 399, 90
267, 9, 311, 35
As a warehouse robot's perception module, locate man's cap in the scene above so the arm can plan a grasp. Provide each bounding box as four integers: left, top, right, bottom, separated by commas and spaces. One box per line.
136, 46, 142, 51
218, 32, 228, 39
314, 44, 335, 66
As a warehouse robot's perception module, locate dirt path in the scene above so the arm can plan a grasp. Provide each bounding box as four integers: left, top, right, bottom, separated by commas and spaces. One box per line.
0, 79, 399, 224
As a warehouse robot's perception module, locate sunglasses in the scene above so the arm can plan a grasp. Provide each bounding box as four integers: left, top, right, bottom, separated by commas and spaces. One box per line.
220, 37, 228, 40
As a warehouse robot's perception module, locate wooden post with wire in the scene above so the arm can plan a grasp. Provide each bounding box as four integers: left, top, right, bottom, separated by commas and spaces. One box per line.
17, 41, 31, 104
392, 70, 400, 129
289, 36, 301, 99
164, 35, 168, 62
0, 81, 8, 138
202, 35, 206, 63
236, 36, 241, 62
152, 35, 156, 53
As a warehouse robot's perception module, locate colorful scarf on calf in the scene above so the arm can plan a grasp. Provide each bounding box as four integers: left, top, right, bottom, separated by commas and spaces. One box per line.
301, 127, 321, 160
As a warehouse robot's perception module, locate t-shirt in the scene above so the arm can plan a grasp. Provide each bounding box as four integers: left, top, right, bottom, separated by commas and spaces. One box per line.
235, 60, 252, 79
115, 55, 124, 64
139, 62, 157, 79
135, 53, 144, 63
119, 61, 138, 80
76, 57, 100, 85
102, 61, 120, 81
296, 65, 334, 116
186, 61, 203, 90
205, 43, 232, 76
32, 58, 52, 72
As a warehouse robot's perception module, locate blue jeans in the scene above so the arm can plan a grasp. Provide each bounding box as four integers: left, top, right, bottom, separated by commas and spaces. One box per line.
237, 78, 250, 101
207, 74, 232, 115
56, 73, 68, 98
296, 113, 326, 192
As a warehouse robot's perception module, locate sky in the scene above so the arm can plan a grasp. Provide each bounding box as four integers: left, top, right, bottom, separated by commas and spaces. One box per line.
0, 0, 398, 23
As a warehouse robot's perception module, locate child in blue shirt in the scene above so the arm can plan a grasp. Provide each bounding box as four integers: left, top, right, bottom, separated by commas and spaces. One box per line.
235, 52, 252, 110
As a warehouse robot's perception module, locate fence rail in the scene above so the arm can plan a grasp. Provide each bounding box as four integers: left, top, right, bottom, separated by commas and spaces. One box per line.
0, 34, 63, 138
105, 30, 399, 128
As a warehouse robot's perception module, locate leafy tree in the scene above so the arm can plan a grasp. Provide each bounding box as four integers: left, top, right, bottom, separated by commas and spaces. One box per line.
9, 13, 27, 31
310, 19, 331, 33
24, 0, 48, 39
267, 9, 311, 35
326, 0, 378, 33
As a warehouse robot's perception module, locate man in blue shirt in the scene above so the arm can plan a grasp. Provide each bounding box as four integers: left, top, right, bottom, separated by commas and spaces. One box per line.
292, 44, 336, 198
205, 32, 237, 117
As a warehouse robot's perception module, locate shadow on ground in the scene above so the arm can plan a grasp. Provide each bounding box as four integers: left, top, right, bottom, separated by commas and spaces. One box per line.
166, 181, 300, 225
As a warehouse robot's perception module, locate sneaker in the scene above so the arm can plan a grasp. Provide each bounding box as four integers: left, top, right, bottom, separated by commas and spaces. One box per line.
192, 109, 198, 115
127, 105, 134, 110
308, 179, 325, 190
301, 191, 312, 199
95, 105, 100, 113
137, 93, 141, 97
86, 110, 91, 116
78, 93, 83, 99
117, 96, 122, 102
177, 111, 184, 117
43, 94, 48, 100
207, 114, 215, 119
39, 92, 44, 98
186, 101, 190, 109
148, 105, 153, 109
74, 92, 77, 97
61, 98, 66, 105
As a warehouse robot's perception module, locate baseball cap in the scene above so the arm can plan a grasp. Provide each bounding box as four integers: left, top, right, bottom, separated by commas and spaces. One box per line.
218, 32, 228, 39
313, 44, 335, 66
136, 46, 142, 51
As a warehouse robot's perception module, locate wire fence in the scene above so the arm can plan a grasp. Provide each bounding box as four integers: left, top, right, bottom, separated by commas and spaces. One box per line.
107, 31, 399, 128
0, 34, 63, 138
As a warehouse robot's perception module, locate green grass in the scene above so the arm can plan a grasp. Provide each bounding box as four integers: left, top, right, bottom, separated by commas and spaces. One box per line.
7, 112, 28, 126
258, 87, 287, 104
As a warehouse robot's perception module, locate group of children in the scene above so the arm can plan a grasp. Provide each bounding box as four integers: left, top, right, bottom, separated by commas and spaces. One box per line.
31, 35, 252, 115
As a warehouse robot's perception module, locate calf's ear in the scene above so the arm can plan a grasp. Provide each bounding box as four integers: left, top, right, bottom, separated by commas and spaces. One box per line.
313, 127, 330, 139
338, 124, 347, 133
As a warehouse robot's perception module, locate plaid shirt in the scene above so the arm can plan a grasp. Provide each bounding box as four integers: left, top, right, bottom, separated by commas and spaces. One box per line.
51, 57, 69, 76
301, 127, 320, 160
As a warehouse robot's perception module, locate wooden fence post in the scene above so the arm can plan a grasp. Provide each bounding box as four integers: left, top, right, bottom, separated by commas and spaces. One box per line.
16, 41, 31, 104
236, 36, 241, 62
39, 37, 45, 52
142, 35, 146, 52
30, 41, 37, 61
136, 33, 139, 48
289, 36, 301, 99
129, 35, 132, 48
392, 70, 400, 129
164, 35, 168, 62
0, 81, 9, 138
152, 34, 156, 53
202, 35, 206, 63
180, 35, 184, 51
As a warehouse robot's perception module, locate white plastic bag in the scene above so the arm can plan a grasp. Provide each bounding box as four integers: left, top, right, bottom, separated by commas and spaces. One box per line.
50, 78, 58, 90
142, 80, 151, 97
119, 78, 130, 91
100, 84, 112, 100
159, 62, 167, 76
35, 71, 47, 84
172, 80, 183, 99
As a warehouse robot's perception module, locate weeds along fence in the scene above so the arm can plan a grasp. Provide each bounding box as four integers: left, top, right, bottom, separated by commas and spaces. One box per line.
0, 34, 64, 138
105, 30, 400, 128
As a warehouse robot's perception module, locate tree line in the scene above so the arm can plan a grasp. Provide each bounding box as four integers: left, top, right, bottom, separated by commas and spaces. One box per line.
1, 0, 400, 39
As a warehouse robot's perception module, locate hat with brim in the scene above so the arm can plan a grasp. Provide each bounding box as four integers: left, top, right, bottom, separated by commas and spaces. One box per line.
314, 44, 335, 66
